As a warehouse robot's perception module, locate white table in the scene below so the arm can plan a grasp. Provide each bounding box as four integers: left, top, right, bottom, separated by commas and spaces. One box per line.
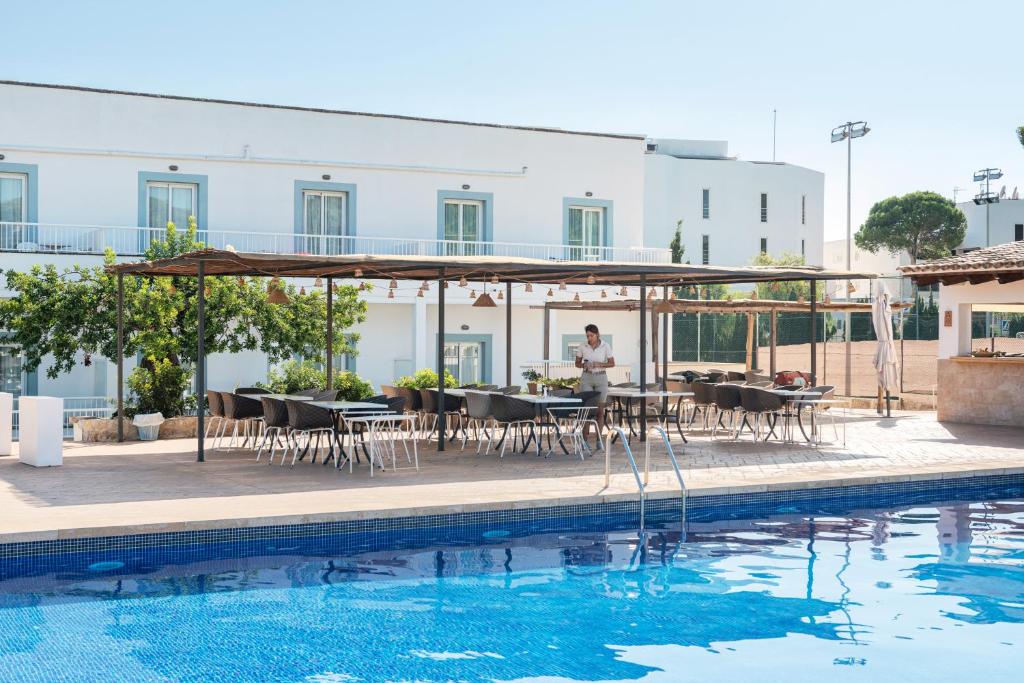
340, 413, 419, 476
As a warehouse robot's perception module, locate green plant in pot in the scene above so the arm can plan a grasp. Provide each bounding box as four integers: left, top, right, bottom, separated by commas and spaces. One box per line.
539, 376, 579, 391
394, 368, 457, 390
522, 368, 542, 394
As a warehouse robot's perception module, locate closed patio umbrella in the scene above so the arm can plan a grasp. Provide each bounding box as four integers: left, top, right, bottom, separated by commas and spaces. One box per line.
871, 281, 899, 417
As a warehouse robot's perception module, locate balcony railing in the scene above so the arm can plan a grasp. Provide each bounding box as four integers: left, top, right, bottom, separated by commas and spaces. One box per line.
0, 222, 671, 264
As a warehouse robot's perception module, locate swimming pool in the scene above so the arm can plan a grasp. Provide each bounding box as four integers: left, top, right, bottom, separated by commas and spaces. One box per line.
1, 484, 1021, 682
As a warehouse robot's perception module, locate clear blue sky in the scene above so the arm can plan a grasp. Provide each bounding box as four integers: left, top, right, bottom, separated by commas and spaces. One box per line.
4, 0, 1022, 242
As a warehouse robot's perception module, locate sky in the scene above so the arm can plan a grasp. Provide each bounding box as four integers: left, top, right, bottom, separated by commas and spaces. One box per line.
3, 0, 1022, 242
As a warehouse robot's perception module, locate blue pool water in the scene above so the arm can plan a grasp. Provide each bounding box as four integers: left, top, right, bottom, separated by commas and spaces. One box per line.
0, 493, 1022, 682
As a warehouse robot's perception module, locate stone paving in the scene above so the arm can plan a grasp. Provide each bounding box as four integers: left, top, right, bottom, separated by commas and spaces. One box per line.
1, 409, 1022, 543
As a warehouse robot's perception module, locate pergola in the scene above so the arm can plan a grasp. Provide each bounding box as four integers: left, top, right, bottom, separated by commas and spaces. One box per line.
538, 297, 910, 379
107, 249, 876, 460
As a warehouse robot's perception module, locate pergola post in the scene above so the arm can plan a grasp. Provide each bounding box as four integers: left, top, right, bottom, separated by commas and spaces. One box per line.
769, 309, 778, 378
505, 281, 512, 386
437, 269, 446, 451
542, 301, 550, 374
744, 312, 755, 372
809, 279, 817, 386
661, 285, 669, 415
196, 260, 206, 463
326, 276, 333, 390
116, 273, 124, 443
639, 274, 647, 441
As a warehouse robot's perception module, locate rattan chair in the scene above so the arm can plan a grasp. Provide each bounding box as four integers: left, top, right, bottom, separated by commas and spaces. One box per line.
738, 386, 786, 442
688, 381, 717, 430
221, 393, 265, 448
462, 391, 494, 453
313, 389, 339, 402
256, 397, 291, 464
490, 394, 537, 457
236, 387, 271, 395
497, 385, 520, 394
711, 383, 744, 439
295, 388, 321, 398
205, 390, 227, 446
420, 388, 464, 441
284, 399, 337, 466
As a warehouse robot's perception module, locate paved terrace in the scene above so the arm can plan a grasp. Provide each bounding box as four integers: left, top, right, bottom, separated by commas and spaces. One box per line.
1, 409, 1022, 544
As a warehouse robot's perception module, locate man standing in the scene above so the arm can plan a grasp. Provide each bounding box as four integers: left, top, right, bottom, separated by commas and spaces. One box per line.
575, 323, 615, 442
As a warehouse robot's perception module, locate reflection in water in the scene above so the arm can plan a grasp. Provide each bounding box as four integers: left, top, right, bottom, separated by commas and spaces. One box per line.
0, 500, 1020, 682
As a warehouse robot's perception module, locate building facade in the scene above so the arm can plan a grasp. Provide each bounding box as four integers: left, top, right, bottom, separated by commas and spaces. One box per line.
956, 196, 1024, 251
0, 81, 826, 401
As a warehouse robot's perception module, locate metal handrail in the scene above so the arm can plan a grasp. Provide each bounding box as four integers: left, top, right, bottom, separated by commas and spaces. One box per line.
605, 427, 647, 529
645, 425, 687, 526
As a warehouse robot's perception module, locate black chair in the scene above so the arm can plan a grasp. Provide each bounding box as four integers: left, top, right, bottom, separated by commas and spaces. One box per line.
284, 399, 337, 466
314, 389, 339, 402
257, 397, 290, 464
489, 394, 537, 457
462, 391, 494, 453
236, 387, 271, 395
295, 388, 321, 398
420, 388, 463, 442
726, 371, 746, 382
206, 390, 226, 445
711, 383, 743, 439
497, 385, 520, 394
688, 381, 717, 430
221, 393, 264, 448
738, 386, 786, 442
381, 384, 400, 399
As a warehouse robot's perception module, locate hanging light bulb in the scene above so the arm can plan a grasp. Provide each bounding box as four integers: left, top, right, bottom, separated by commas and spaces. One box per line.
267, 284, 289, 305
497, 289, 503, 300
236, 276, 245, 287
525, 283, 533, 293
586, 274, 595, 285
204, 286, 211, 298
354, 268, 363, 278
299, 286, 306, 295
547, 288, 554, 297
558, 281, 567, 291
573, 292, 581, 303
417, 288, 424, 298
470, 289, 477, 299
443, 280, 449, 288
459, 275, 468, 287
314, 276, 323, 288
387, 289, 395, 299
647, 289, 656, 300
619, 286, 628, 297
169, 284, 177, 295
490, 274, 499, 284
473, 291, 498, 308
600, 289, 607, 298
389, 278, 398, 289
670, 289, 677, 300
333, 282, 339, 293
420, 281, 430, 291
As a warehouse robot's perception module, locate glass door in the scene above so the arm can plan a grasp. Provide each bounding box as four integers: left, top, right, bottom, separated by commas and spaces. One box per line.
145, 182, 196, 251
0, 172, 27, 249
444, 341, 482, 385
567, 206, 603, 260
443, 200, 482, 256
0, 345, 24, 397
302, 190, 347, 255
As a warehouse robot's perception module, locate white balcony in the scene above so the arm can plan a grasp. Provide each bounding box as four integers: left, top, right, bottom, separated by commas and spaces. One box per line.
0, 222, 671, 264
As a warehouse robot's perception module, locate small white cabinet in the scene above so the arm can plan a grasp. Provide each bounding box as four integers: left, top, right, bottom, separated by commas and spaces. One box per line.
19, 396, 64, 467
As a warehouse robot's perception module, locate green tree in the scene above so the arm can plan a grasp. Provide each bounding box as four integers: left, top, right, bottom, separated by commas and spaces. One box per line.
855, 191, 966, 264
751, 251, 815, 301
1017, 125, 1024, 149
0, 218, 369, 414
669, 220, 685, 263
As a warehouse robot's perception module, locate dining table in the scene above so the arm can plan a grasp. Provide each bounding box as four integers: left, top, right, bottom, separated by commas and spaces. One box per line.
290, 400, 395, 466
443, 389, 581, 455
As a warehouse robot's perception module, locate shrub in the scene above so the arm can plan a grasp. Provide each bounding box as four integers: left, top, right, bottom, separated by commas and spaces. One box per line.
262, 359, 374, 399
539, 376, 579, 390
521, 369, 542, 382
126, 356, 190, 417
334, 370, 374, 401
393, 368, 457, 389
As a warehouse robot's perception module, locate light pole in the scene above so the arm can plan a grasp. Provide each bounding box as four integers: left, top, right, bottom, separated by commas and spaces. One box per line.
973, 168, 1002, 338
831, 121, 870, 397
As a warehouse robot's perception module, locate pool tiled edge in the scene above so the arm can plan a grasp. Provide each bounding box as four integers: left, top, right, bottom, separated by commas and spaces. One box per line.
3, 468, 1023, 560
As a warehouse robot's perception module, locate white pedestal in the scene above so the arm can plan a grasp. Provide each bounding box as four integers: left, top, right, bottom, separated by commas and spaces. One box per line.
18, 396, 64, 467
0, 392, 12, 456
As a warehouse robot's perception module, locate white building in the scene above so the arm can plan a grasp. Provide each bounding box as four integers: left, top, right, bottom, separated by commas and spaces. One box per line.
644, 139, 824, 267
956, 196, 1024, 251
0, 81, 826, 401
822, 239, 908, 299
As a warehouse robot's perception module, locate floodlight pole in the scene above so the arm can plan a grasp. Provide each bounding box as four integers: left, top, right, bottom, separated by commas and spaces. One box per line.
116, 273, 124, 443
196, 260, 206, 463
437, 269, 446, 452
326, 276, 333, 390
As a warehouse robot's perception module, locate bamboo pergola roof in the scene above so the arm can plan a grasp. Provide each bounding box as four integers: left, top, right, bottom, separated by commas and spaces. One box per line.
107, 249, 878, 286
535, 298, 910, 314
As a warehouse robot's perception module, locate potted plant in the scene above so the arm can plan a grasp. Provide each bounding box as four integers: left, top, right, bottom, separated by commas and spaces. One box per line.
522, 369, 542, 394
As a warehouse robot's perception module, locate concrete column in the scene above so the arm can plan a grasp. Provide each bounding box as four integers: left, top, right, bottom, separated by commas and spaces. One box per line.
413, 297, 428, 370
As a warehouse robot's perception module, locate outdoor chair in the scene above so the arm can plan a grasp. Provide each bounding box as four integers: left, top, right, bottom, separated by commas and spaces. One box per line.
221, 393, 265, 449
295, 388, 321, 398
711, 383, 744, 439
612, 382, 637, 388
476, 384, 499, 391
688, 381, 717, 431
381, 384, 400, 399
547, 404, 599, 459
462, 391, 495, 453
497, 385, 520, 394
236, 387, 271, 395
549, 388, 573, 398
256, 397, 291, 465
393, 386, 423, 435
794, 385, 839, 443
726, 371, 746, 382
569, 389, 604, 451
738, 386, 787, 442
489, 394, 537, 457
745, 371, 771, 383
420, 389, 464, 442
704, 371, 726, 383
205, 390, 227, 446
284, 399, 337, 466
313, 389, 338, 402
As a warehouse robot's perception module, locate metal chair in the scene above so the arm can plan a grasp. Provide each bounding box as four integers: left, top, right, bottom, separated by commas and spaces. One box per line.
688, 381, 717, 430
256, 397, 291, 464
205, 390, 227, 446
284, 399, 336, 466
489, 394, 537, 457
711, 383, 744, 439
461, 391, 494, 453
738, 386, 787, 442
221, 393, 265, 448
236, 387, 271, 395
419, 388, 463, 441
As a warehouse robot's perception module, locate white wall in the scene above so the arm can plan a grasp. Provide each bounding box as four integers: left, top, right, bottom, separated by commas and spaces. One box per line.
938, 279, 1024, 359
956, 199, 1024, 250
644, 152, 824, 267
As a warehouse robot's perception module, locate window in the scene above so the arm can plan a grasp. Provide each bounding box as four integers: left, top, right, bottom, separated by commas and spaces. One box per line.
702, 189, 710, 219
1016, 224, 1023, 241
443, 199, 483, 255
567, 205, 604, 260
302, 190, 348, 254
701, 234, 710, 265
760, 193, 768, 223
0, 172, 26, 223
147, 181, 196, 230
760, 237, 767, 254
0, 344, 24, 397
801, 195, 806, 225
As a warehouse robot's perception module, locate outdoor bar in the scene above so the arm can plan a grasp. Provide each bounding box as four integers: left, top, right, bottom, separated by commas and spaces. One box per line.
108, 249, 876, 461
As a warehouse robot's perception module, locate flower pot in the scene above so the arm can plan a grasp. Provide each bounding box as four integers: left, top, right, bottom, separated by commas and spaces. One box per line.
528, 382, 538, 395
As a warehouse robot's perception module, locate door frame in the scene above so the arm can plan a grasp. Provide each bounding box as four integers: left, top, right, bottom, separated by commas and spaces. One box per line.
435, 333, 492, 384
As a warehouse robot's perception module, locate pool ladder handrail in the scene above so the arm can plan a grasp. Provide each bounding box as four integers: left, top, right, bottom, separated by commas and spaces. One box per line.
604, 426, 687, 531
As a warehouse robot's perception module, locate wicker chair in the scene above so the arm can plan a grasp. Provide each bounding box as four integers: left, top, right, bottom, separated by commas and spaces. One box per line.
688, 381, 717, 430
256, 397, 291, 464
221, 393, 265, 448
206, 390, 227, 446
490, 394, 537, 457
738, 386, 786, 442
295, 388, 321, 398
497, 385, 520, 394
711, 383, 744, 439
419, 389, 463, 441
313, 389, 339, 402
284, 399, 336, 466
381, 384, 400, 399
236, 387, 271, 395
462, 391, 495, 453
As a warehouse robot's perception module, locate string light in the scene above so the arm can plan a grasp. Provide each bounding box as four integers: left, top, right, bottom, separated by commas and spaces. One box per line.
299, 286, 306, 295
490, 274, 499, 284
389, 278, 398, 289
558, 281, 567, 291
443, 280, 449, 288
470, 289, 477, 299
459, 275, 468, 287
547, 288, 554, 297
586, 274, 595, 285
387, 289, 395, 299
236, 276, 245, 287
497, 290, 503, 300
619, 286, 628, 297
354, 268, 363, 278
417, 288, 424, 298
333, 283, 339, 293
420, 281, 429, 291
314, 277, 323, 288
525, 283, 533, 293
573, 292, 581, 303
600, 289, 607, 298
